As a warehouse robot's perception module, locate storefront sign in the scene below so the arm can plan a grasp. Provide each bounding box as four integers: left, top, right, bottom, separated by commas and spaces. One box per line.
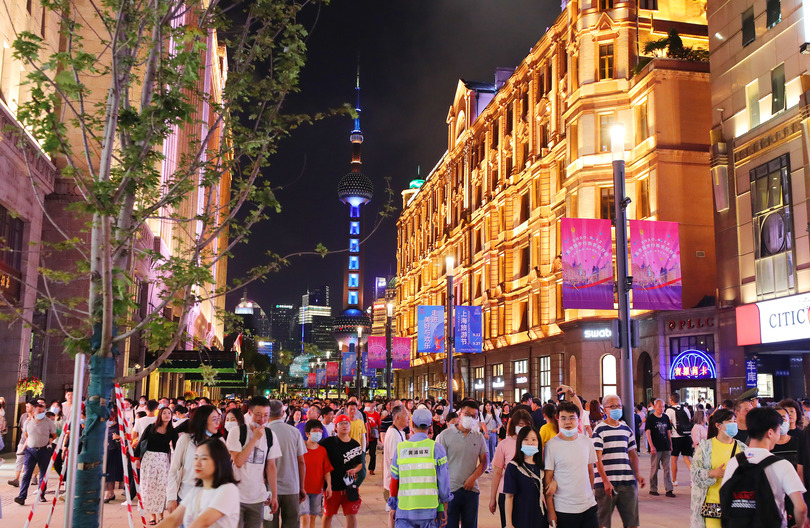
669, 349, 717, 380
515, 376, 528, 384
667, 316, 715, 332
745, 359, 757, 388
776, 370, 790, 377
492, 377, 505, 388
473, 378, 485, 390
584, 327, 612, 340
736, 292, 810, 345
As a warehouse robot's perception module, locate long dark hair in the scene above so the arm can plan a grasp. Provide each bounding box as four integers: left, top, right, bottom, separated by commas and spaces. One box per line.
190, 405, 218, 445
195, 439, 238, 488
708, 408, 735, 439
512, 425, 543, 469
154, 407, 174, 432
779, 399, 804, 429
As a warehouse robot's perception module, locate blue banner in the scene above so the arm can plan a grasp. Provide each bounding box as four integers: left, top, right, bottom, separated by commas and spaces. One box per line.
746, 358, 758, 388
417, 305, 445, 355
316, 368, 326, 387
342, 351, 357, 382
455, 305, 483, 354
370, 377, 378, 389
361, 350, 376, 377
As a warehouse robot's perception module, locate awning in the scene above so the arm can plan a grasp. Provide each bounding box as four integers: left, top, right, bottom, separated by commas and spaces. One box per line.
185, 370, 248, 388
152, 349, 238, 373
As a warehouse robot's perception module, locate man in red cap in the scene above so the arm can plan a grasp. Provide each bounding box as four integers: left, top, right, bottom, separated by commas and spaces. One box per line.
320, 414, 363, 528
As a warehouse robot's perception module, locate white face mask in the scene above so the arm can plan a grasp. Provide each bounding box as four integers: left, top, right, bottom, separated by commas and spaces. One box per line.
780, 420, 790, 436
224, 421, 238, 432
514, 425, 523, 436
460, 416, 477, 431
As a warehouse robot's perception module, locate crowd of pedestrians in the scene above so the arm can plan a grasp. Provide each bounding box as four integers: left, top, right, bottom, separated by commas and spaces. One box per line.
6, 387, 810, 528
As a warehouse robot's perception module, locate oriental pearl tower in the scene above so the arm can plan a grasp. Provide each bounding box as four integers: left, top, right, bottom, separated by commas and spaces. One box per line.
333, 66, 373, 365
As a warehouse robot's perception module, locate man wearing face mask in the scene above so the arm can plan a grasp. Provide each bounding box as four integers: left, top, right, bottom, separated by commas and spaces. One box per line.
436, 400, 487, 528
592, 394, 646, 528
14, 401, 57, 505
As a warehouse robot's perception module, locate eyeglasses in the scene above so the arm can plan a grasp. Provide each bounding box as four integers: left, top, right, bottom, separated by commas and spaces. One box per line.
604, 404, 622, 410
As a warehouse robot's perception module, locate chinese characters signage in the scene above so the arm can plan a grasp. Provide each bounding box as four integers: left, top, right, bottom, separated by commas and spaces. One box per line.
669, 350, 717, 380
342, 351, 357, 382
745, 359, 757, 388
417, 306, 445, 355
392, 337, 411, 369
316, 368, 326, 387
454, 306, 482, 354
326, 361, 339, 384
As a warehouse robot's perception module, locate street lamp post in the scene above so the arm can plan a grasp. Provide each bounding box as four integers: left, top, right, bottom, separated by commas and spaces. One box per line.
356, 326, 363, 400
386, 303, 394, 398
611, 124, 636, 420
338, 341, 343, 396
446, 256, 455, 413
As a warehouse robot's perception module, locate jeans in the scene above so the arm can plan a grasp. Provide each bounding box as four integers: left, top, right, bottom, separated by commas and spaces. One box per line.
239, 502, 264, 528
649, 450, 673, 493
19, 446, 52, 500
486, 432, 498, 468
395, 519, 439, 528
368, 439, 378, 472
264, 494, 300, 528
447, 488, 478, 528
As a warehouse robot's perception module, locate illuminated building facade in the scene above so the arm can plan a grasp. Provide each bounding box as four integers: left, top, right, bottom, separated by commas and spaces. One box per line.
708, 0, 810, 399
395, 0, 719, 404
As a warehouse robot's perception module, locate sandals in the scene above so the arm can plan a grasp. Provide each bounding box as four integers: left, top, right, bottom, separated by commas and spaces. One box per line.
149, 521, 157, 525
103, 495, 115, 503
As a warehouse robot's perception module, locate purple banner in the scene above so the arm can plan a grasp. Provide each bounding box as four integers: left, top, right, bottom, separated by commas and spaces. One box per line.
561, 218, 614, 310
392, 337, 411, 369
342, 351, 357, 382
316, 368, 326, 387
367, 336, 386, 369
630, 220, 682, 310
326, 361, 339, 384
417, 306, 445, 355
361, 350, 376, 377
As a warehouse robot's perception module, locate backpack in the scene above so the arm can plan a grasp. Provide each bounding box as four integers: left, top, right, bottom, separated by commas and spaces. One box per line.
239, 424, 274, 453
671, 405, 692, 436
719, 452, 783, 528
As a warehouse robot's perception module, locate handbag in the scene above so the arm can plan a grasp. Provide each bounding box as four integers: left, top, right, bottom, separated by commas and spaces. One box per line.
700, 441, 738, 519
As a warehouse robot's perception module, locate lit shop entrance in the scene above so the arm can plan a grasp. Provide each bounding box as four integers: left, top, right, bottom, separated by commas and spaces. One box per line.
668, 334, 718, 407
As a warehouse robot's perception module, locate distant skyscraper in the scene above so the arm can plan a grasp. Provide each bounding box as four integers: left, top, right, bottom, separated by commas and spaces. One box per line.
234, 293, 271, 358
268, 304, 296, 351
333, 66, 373, 350
300, 286, 335, 353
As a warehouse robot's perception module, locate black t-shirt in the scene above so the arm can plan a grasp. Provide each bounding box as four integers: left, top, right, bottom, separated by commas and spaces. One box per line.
733, 429, 750, 445
380, 414, 393, 434
645, 413, 672, 451
320, 436, 363, 491
773, 436, 799, 468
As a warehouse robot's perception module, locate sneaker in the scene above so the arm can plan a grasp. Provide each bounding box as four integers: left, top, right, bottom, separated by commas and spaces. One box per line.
8, 478, 19, 487
14, 496, 25, 506
665, 491, 676, 498
32, 477, 38, 486
673, 480, 678, 486
649, 491, 659, 496
40, 495, 48, 503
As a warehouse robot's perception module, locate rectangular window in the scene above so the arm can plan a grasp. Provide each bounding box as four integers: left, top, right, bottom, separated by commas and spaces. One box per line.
519, 192, 530, 224
599, 114, 615, 153
772, 64, 786, 115
491, 119, 499, 148
506, 102, 514, 134
638, 178, 651, 218
348, 273, 359, 288
522, 92, 529, 119
350, 221, 360, 235
348, 256, 359, 270
635, 102, 649, 144
600, 187, 615, 221
474, 366, 485, 379
492, 363, 503, 377
599, 0, 614, 9
599, 44, 614, 80
348, 291, 358, 305
539, 356, 551, 403
767, 0, 781, 28
746, 81, 760, 129
639, 0, 657, 8
350, 205, 360, 218
518, 301, 529, 331
742, 8, 755, 47
514, 359, 529, 375
556, 282, 564, 319
520, 245, 531, 277
349, 238, 359, 253
498, 302, 506, 335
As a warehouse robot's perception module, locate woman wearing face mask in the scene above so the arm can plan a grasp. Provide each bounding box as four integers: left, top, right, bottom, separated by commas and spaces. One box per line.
503, 426, 549, 528
167, 406, 223, 515
779, 399, 805, 439
49, 401, 65, 436
104, 408, 125, 502
482, 401, 501, 473
688, 408, 746, 528
140, 406, 178, 523
221, 408, 244, 439
488, 408, 533, 528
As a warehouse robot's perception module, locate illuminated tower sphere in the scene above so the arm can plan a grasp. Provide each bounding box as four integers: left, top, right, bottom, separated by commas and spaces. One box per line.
334, 66, 373, 348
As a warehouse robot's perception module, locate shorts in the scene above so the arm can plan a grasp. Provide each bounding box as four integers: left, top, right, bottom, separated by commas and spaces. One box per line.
671, 436, 694, 457
595, 483, 639, 528
300, 493, 323, 516
324, 490, 361, 516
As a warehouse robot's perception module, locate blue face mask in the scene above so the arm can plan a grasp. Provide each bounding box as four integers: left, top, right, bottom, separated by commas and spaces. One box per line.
36, 412, 46, 420
158, 403, 165, 409
205, 429, 214, 437
723, 423, 738, 438
309, 432, 323, 443
609, 409, 623, 421
521, 445, 540, 457
560, 427, 578, 438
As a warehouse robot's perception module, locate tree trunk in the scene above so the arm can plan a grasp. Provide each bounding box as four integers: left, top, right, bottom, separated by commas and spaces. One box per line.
72, 355, 116, 528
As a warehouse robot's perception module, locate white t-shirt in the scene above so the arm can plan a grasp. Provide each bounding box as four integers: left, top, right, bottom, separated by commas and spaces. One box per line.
182, 483, 240, 528
133, 416, 156, 438
322, 421, 335, 438
382, 425, 406, 491
665, 406, 691, 439
544, 434, 598, 514
226, 425, 282, 504
721, 446, 806, 528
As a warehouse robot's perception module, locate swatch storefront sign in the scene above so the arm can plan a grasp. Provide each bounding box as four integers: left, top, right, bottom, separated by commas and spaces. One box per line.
736, 292, 810, 345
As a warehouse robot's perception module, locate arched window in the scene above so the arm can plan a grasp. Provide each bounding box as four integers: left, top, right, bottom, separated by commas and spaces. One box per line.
601, 354, 617, 397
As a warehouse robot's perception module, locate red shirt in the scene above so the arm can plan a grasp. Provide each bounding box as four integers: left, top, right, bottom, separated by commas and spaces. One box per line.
303, 444, 334, 495
366, 411, 381, 438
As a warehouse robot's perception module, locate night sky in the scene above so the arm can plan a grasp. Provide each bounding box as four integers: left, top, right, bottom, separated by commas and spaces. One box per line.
225, 1, 558, 314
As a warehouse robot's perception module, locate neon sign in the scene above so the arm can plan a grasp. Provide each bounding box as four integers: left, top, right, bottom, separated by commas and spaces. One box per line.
669, 350, 717, 380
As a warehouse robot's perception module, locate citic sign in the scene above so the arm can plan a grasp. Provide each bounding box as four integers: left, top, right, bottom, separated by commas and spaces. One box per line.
736, 292, 810, 345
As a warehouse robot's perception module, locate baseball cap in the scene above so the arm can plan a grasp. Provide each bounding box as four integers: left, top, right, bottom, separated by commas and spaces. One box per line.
334, 414, 351, 425
412, 408, 433, 428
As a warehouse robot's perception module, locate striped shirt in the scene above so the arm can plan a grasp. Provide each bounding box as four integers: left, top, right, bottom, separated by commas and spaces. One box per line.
592, 421, 637, 487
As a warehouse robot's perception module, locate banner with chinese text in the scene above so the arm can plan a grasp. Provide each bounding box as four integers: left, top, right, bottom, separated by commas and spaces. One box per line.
306, 373, 316, 388
316, 368, 326, 387
630, 220, 682, 310
392, 337, 411, 369
454, 305, 482, 354
341, 351, 357, 382
417, 305, 445, 355
367, 336, 387, 369
326, 361, 339, 384
361, 350, 376, 377
561, 218, 614, 309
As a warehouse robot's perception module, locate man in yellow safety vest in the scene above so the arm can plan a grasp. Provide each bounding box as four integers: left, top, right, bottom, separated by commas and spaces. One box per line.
388, 408, 452, 528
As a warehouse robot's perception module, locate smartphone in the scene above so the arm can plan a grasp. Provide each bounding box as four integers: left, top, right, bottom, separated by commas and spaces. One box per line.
557, 391, 565, 401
